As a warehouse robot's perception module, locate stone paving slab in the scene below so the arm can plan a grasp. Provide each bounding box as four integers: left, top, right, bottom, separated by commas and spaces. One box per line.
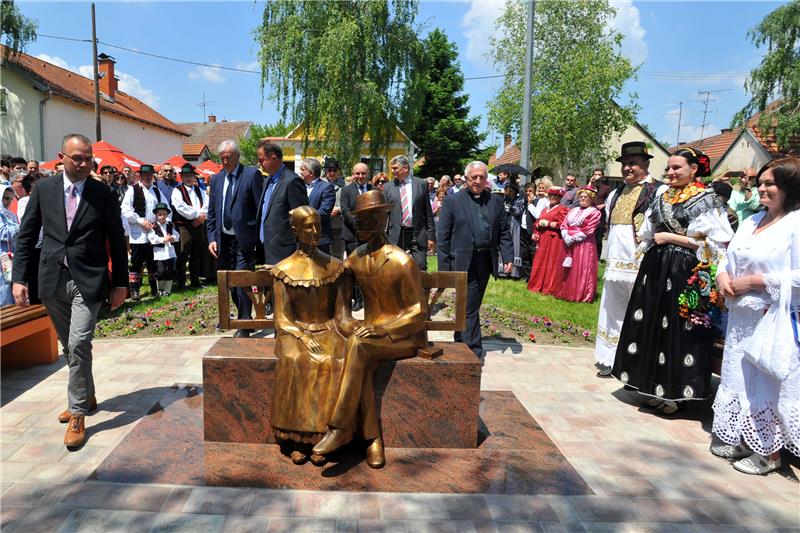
1, 335, 798, 531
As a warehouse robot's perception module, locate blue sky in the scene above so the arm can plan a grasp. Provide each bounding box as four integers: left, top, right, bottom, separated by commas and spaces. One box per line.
17, 1, 786, 152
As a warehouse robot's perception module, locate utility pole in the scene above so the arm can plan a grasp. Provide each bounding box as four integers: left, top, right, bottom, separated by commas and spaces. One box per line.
696, 89, 730, 139
676, 101, 683, 146
91, 3, 101, 141
518, 0, 535, 183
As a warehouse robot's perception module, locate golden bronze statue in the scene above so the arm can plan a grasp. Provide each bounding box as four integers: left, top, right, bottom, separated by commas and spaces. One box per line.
312, 190, 428, 468
270, 206, 350, 465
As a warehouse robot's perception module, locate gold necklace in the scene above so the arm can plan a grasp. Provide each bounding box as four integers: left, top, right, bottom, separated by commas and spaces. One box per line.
663, 181, 704, 205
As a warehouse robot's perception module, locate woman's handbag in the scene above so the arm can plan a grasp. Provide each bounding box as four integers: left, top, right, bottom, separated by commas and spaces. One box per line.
742, 275, 800, 381
0, 248, 12, 283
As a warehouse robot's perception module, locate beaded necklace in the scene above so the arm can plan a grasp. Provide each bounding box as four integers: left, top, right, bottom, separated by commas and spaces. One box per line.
663, 181, 705, 205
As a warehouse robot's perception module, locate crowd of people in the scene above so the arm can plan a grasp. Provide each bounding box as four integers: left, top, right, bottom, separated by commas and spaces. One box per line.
2, 135, 798, 474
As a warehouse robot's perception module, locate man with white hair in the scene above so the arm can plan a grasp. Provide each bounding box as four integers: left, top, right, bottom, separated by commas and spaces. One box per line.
437, 161, 513, 360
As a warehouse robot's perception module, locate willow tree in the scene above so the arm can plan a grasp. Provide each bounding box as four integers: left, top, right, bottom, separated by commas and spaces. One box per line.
255, 0, 420, 168
487, 0, 638, 176
732, 0, 800, 151
1, 0, 38, 57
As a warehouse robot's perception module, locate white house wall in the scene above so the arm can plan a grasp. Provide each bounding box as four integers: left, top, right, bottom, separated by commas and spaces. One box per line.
714, 131, 772, 176
0, 67, 43, 159
44, 98, 184, 164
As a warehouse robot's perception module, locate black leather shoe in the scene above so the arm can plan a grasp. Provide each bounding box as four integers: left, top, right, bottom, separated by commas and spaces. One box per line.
596, 364, 612, 377
265, 303, 273, 316
233, 329, 251, 338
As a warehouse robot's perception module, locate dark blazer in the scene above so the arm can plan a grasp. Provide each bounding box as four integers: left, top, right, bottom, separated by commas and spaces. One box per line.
11, 174, 128, 303
206, 164, 265, 253
258, 167, 308, 265
307, 179, 335, 249
383, 176, 435, 248
436, 189, 514, 277
340, 181, 371, 245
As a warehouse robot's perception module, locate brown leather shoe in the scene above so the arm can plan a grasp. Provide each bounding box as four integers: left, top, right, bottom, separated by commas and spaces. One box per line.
58, 396, 97, 423
366, 437, 385, 469
64, 415, 86, 448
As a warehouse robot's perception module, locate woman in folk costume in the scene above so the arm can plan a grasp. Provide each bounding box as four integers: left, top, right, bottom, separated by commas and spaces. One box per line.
711, 157, 800, 475
555, 187, 602, 303
270, 206, 349, 466
611, 147, 733, 414
595, 142, 667, 376
527, 187, 568, 295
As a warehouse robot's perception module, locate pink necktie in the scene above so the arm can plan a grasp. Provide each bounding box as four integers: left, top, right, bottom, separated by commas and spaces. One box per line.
400, 182, 412, 227
66, 184, 77, 230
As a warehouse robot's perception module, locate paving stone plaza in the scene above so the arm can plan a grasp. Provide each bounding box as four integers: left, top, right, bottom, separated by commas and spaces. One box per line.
1, 333, 798, 532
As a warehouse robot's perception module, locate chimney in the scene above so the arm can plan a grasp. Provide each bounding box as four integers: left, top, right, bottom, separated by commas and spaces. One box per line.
504, 133, 512, 147
97, 53, 117, 100
720, 128, 730, 134
208, 115, 216, 123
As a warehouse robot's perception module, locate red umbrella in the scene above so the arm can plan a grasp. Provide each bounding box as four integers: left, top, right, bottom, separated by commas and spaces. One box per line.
161, 155, 190, 170
196, 159, 223, 177
40, 141, 145, 172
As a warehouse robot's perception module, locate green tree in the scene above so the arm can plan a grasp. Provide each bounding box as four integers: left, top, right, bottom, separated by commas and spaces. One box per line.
255, 0, 420, 169
239, 121, 294, 166
732, 0, 800, 151
1, 0, 37, 57
401, 29, 483, 177
460, 144, 498, 171
487, 0, 638, 176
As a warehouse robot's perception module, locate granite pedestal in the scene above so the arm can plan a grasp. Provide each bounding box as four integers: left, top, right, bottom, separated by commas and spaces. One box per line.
203, 337, 483, 448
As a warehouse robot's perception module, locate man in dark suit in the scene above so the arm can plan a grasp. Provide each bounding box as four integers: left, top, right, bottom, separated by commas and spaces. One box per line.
206, 139, 264, 338
299, 157, 335, 255
437, 161, 513, 361
256, 140, 308, 265
324, 158, 346, 258
383, 155, 435, 271
12, 133, 128, 448
340, 162, 372, 310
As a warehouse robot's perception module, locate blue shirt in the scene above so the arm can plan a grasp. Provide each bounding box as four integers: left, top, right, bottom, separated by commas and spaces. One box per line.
259, 165, 284, 243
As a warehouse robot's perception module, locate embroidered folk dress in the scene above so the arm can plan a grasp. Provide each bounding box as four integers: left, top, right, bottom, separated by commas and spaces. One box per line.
527, 204, 568, 295
270, 252, 349, 445
611, 187, 733, 401
554, 205, 601, 303
712, 210, 800, 456
595, 178, 667, 367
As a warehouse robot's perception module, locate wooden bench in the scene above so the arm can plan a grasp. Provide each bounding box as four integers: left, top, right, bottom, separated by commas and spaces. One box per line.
0, 304, 59, 367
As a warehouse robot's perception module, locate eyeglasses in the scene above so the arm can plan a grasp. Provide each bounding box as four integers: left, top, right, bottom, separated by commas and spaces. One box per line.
62, 153, 94, 165
377, 180, 386, 184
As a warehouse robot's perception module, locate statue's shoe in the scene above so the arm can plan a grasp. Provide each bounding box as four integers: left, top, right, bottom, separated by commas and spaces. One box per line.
366, 437, 385, 469
290, 450, 308, 465
312, 428, 353, 456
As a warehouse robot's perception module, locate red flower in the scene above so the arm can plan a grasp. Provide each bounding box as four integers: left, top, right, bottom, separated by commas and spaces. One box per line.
528, 332, 537, 342
165, 320, 173, 328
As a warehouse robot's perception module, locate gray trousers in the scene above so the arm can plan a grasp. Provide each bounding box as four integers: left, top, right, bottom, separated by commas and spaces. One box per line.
42, 268, 101, 415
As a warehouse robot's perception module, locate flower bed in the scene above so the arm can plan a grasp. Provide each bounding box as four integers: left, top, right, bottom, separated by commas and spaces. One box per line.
95, 292, 223, 338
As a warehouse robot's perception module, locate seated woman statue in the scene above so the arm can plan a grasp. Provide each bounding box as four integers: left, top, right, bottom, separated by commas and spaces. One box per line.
270, 205, 350, 465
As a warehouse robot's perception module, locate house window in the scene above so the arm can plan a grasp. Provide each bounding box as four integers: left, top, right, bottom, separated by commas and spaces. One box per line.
0, 88, 7, 116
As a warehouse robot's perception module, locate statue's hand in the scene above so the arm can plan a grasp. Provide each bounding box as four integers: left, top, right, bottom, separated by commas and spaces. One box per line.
302, 335, 323, 353
354, 324, 388, 339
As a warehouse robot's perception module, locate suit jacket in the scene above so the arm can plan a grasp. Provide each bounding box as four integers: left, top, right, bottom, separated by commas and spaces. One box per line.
258, 167, 308, 265
340, 182, 372, 245
206, 164, 264, 253
306, 179, 335, 248
383, 177, 435, 248
11, 173, 128, 303
436, 189, 513, 277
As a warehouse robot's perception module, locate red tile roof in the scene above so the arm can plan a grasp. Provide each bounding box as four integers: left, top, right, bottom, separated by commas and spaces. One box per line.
670, 129, 741, 168
176, 121, 252, 153
182, 143, 208, 157
493, 143, 521, 166
1, 44, 187, 136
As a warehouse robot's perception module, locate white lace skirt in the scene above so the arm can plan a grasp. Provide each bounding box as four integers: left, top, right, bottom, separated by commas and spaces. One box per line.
712, 305, 800, 456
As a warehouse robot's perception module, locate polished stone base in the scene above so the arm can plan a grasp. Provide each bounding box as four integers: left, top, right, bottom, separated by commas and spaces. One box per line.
90, 386, 590, 495
203, 338, 482, 448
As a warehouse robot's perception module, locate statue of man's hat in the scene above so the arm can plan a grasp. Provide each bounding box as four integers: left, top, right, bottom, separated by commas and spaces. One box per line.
351, 190, 393, 216
615, 141, 654, 162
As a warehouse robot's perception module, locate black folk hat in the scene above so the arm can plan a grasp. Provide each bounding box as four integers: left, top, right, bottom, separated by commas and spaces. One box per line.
152, 202, 171, 214
180, 163, 196, 174
615, 141, 654, 162
323, 157, 340, 170
139, 164, 155, 174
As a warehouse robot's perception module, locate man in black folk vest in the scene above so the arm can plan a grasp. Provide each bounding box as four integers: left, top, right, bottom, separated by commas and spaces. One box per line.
121, 163, 166, 301
171, 163, 208, 289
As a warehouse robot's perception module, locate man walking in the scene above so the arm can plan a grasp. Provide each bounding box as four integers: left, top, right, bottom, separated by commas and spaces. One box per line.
383, 155, 435, 271
437, 161, 513, 360
206, 140, 264, 337
12, 133, 128, 448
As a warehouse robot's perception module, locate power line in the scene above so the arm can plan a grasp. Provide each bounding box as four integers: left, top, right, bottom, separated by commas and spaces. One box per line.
37, 32, 749, 82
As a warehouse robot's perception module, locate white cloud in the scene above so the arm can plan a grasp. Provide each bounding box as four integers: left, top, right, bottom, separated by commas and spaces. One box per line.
188, 65, 225, 83
236, 60, 260, 72
609, 0, 648, 66
35, 53, 72, 70
461, 0, 505, 66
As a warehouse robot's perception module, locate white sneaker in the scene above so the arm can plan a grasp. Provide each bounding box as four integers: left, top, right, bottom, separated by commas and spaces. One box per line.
733, 453, 781, 475
710, 442, 749, 459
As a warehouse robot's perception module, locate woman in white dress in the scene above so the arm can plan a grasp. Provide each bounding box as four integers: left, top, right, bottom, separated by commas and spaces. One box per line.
712, 157, 800, 475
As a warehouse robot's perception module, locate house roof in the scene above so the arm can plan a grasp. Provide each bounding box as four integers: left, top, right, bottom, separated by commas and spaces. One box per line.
491, 143, 521, 167
176, 121, 252, 153
182, 143, 208, 157
1, 44, 188, 137
670, 129, 742, 168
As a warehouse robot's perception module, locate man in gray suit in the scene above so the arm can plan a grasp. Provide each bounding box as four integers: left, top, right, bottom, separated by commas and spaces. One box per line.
382, 155, 435, 271
12, 133, 128, 449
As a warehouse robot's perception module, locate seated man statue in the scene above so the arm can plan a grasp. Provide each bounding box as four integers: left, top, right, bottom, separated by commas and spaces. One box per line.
313, 190, 428, 468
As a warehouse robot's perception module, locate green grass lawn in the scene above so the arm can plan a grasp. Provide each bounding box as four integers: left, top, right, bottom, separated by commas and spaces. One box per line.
428, 256, 602, 331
